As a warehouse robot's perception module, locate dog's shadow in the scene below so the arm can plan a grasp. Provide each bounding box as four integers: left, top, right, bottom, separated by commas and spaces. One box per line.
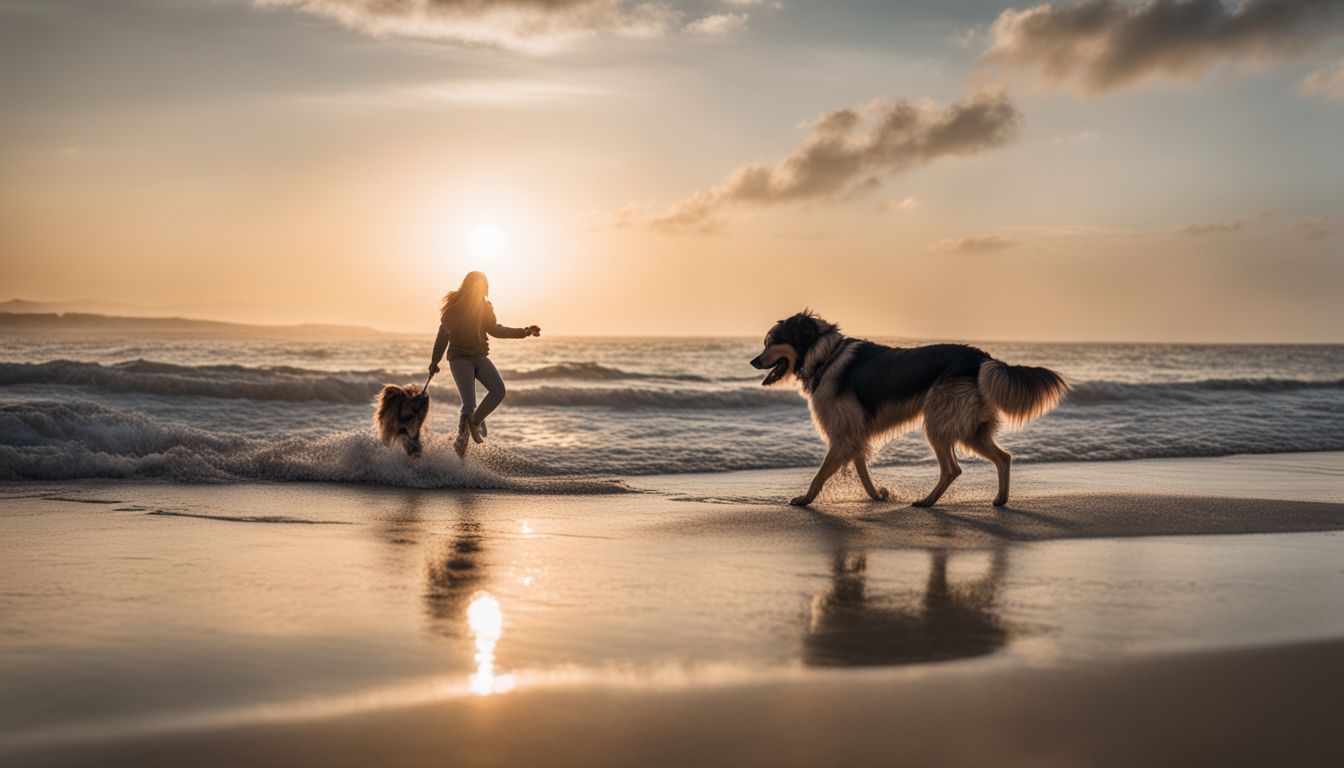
802, 544, 1009, 667
849, 498, 1079, 542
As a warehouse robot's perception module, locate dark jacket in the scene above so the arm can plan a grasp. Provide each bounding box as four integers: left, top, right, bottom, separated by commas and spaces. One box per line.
431, 300, 527, 363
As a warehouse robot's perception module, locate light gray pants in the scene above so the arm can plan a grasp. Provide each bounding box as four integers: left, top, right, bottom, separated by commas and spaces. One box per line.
449, 355, 506, 424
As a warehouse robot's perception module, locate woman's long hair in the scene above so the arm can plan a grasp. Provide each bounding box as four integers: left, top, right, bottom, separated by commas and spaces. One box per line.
440, 271, 489, 325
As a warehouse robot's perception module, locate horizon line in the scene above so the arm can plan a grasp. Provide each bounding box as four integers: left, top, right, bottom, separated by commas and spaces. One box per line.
2, 308, 1341, 346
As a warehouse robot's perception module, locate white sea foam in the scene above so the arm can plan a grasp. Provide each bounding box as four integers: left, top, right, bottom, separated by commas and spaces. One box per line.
0, 401, 624, 490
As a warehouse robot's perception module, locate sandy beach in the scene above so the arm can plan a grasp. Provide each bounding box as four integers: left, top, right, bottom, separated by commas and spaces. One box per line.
3, 451, 1343, 766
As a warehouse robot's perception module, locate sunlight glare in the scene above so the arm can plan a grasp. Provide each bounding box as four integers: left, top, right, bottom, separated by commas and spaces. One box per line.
467, 592, 512, 696
465, 223, 507, 268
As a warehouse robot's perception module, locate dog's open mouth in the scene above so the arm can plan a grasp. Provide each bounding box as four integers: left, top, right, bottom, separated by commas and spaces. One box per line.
760, 358, 790, 386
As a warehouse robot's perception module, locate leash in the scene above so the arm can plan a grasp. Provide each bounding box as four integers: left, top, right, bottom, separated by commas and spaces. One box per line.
423, 370, 436, 391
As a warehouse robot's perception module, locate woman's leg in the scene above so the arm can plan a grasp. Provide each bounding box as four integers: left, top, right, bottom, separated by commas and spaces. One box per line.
470, 357, 507, 425
449, 357, 478, 423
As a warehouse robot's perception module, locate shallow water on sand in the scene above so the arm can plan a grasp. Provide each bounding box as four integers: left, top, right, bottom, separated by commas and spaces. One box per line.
2, 483, 1343, 752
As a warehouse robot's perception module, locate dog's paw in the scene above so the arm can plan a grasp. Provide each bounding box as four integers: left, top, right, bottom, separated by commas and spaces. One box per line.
789, 495, 813, 507
911, 499, 934, 508
871, 487, 891, 501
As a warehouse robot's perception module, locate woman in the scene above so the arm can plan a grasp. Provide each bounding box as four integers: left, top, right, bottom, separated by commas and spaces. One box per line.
428, 271, 540, 457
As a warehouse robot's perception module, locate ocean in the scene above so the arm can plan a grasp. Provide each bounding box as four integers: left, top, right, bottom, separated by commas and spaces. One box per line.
2, 328, 1342, 490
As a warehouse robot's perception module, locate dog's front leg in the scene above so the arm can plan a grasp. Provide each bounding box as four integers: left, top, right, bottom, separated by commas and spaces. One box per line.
791, 445, 851, 506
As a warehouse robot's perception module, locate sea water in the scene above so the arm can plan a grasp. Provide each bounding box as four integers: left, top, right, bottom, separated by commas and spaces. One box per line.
1, 328, 1341, 486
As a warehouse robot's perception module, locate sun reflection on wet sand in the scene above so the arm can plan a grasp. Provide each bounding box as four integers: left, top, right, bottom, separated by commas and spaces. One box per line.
467, 592, 514, 696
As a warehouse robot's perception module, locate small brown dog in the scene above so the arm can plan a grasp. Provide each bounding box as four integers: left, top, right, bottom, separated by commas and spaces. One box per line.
373, 384, 431, 455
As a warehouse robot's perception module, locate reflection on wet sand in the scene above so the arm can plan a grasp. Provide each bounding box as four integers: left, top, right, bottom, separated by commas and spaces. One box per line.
423, 499, 487, 636
805, 547, 1008, 667
419, 497, 514, 694
414, 495, 1009, 684
376, 493, 427, 549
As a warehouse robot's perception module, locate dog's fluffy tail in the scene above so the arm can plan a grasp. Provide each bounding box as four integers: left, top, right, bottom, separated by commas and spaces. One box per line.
978, 360, 1069, 427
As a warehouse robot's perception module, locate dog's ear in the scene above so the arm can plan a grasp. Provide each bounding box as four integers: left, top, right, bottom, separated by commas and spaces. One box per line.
377, 385, 406, 408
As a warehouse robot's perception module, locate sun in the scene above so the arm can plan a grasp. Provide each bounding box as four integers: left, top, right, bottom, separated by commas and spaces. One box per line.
465, 223, 507, 268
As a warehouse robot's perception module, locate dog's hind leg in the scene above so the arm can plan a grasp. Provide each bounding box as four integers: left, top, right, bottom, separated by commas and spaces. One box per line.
964, 422, 1012, 507
914, 379, 979, 508
853, 454, 890, 501
913, 436, 961, 508
791, 444, 853, 507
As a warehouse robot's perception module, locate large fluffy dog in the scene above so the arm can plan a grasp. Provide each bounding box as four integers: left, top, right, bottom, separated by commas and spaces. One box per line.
374, 384, 431, 455
751, 312, 1068, 508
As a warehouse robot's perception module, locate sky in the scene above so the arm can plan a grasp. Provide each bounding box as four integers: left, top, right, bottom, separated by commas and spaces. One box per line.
1, 0, 1342, 341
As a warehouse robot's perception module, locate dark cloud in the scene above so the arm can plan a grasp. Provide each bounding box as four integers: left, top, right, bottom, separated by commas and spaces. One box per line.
982, 0, 1344, 94
257, 0, 751, 50
620, 89, 1020, 233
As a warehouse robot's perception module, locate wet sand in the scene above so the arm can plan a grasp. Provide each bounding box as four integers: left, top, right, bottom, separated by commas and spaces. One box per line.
32, 639, 1344, 768
2, 452, 1343, 766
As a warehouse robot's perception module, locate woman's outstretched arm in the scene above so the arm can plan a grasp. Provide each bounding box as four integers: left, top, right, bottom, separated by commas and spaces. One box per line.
484, 304, 539, 338
487, 322, 532, 339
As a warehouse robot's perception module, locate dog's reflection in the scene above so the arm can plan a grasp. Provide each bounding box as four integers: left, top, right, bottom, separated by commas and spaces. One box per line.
804, 546, 1008, 667
377, 493, 426, 548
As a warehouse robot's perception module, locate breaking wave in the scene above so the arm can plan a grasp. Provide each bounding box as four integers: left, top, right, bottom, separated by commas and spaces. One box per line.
1067, 377, 1344, 405
0, 360, 392, 403
6, 360, 1341, 412
0, 360, 766, 407
0, 400, 626, 490
504, 362, 713, 383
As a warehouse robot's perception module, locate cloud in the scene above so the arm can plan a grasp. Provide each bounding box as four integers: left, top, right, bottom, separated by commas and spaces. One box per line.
306, 78, 606, 107
1300, 58, 1344, 99
982, 0, 1344, 94
257, 0, 695, 51
947, 25, 986, 49
1051, 129, 1100, 143
936, 234, 1020, 253
1183, 219, 1245, 236
1294, 214, 1338, 240
686, 12, 748, 37
580, 200, 656, 230
877, 196, 920, 213
617, 89, 1020, 233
